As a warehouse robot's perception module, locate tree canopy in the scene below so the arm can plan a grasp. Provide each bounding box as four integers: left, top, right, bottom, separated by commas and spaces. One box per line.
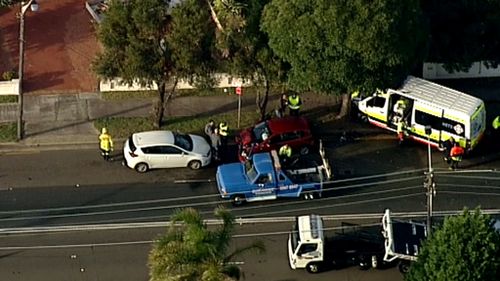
261, 0, 428, 94
93, 0, 214, 127
406, 209, 500, 281
208, 0, 287, 119
149, 207, 264, 281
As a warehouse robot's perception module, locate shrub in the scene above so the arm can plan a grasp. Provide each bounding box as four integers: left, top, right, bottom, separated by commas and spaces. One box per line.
2, 70, 18, 81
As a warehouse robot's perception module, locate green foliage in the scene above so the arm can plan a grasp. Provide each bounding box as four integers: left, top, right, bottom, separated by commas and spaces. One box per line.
0, 122, 16, 142
406, 208, 500, 281
0, 0, 16, 7
94, 0, 217, 127
148, 207, 264, 281
261, 0, 428, 93
2, 70, 17, 81
0, 95, 17, 103
422, 0, 500, 71
93, 110, 260, 138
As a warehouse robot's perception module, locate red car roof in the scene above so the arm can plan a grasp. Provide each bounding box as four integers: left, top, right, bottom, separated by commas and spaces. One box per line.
266, 116, 311, 134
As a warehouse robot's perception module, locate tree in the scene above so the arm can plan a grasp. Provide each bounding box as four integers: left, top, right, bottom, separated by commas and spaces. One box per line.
261, 0, 428, 118
0, 0, 17, 7
149, 207, 265, 281
206, 0, 288, 120
93, 0, 214, 128
406, 209, 500, 281
421, 0, 500, 72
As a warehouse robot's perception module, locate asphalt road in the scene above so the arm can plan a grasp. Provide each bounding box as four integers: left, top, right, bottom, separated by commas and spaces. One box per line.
0, 136, 499, 228
1, 133, 500, 281
0, 221, 404, 281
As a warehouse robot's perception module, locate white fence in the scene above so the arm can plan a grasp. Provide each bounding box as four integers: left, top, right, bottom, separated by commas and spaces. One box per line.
423, 61, 500, 80
0, 79, 19, 95
99, 74, 253, 92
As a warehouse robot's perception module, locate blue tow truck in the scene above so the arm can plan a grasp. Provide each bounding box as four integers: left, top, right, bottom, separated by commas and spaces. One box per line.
216, 147, 331, 205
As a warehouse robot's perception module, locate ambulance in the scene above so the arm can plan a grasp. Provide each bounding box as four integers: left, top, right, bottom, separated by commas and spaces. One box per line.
354, 76, 486, 151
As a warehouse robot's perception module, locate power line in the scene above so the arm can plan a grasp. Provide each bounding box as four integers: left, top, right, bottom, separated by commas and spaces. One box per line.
0, 169, 423, 216
0, 185, 423, 223
0, 223, 383, 251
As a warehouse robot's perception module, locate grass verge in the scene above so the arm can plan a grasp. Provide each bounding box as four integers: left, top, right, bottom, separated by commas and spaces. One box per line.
0, 123, 17, 142
94, 111, 261, 138
0, 95, 17, 103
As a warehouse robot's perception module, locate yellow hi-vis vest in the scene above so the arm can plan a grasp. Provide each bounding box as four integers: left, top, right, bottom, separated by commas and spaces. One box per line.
99, 133, 114, 151
279, 145, 292, 158
493, 116, 500, 130
219, 123, 228, 136
288, 95, 301, 110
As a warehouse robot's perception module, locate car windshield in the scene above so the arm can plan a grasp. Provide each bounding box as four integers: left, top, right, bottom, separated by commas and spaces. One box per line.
244, 160, 258, 182
252, 121, 271, 142
291, 221, 300, 252
173, 132, 193, 151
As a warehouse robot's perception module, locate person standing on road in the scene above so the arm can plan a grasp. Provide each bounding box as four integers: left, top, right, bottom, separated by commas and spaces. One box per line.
99, 127, 114, 161
288, 93, 302, 116
449, 142, 464, 170
440, 138, 455, 164
277, 93, 288, 117
396, 119, 407, 145
218, 121, 229, 161
210, 128, 222, 162
204, 119, 216, 140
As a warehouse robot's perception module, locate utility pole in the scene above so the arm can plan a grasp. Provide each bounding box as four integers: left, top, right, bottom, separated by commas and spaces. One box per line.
17, 0, 39, 141
424, 170, 435, 235
424, 125, 436, 235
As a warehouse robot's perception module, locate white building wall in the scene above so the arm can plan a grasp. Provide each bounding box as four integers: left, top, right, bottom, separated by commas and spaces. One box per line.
423, 61, 500, 79
0, 79, 20, 95
99, 74, 253, 92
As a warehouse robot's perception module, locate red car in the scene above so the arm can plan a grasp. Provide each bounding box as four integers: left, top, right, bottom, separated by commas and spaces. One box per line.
236, 116, 315, 161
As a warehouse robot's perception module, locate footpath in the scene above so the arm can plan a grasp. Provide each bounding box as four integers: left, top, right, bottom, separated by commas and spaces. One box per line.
0, 91, 383, 153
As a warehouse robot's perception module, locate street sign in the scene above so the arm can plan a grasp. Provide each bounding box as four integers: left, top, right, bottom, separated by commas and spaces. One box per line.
235, 86, 242, 96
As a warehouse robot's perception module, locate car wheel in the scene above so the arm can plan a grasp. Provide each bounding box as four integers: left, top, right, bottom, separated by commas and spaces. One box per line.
135, 162, 149, 173
231, 195, 245, 206
300, 146, 310, 155
306, 262, 321, 274
188, 160, 202, 170
398, 261, 411, 274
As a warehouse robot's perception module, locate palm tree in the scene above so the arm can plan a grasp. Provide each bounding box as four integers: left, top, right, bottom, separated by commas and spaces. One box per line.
148, 207, 265, 281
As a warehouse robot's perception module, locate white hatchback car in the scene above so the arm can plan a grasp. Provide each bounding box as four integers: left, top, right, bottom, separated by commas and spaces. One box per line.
123, 130, 212, 173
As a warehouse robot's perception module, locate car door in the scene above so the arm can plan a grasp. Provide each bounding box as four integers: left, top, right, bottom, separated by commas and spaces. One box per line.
142, 146, 165, 168
161, 146, 186, 168
253, 173, 277, 198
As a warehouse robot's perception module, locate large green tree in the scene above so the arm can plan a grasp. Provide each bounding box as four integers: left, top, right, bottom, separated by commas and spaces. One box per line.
93, 0, 214, 128
421, 0, 500, 72
149, 207, 264, 281
207, 0, 287, 120
261, 0, 428, 118
406, 209, 500, 281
